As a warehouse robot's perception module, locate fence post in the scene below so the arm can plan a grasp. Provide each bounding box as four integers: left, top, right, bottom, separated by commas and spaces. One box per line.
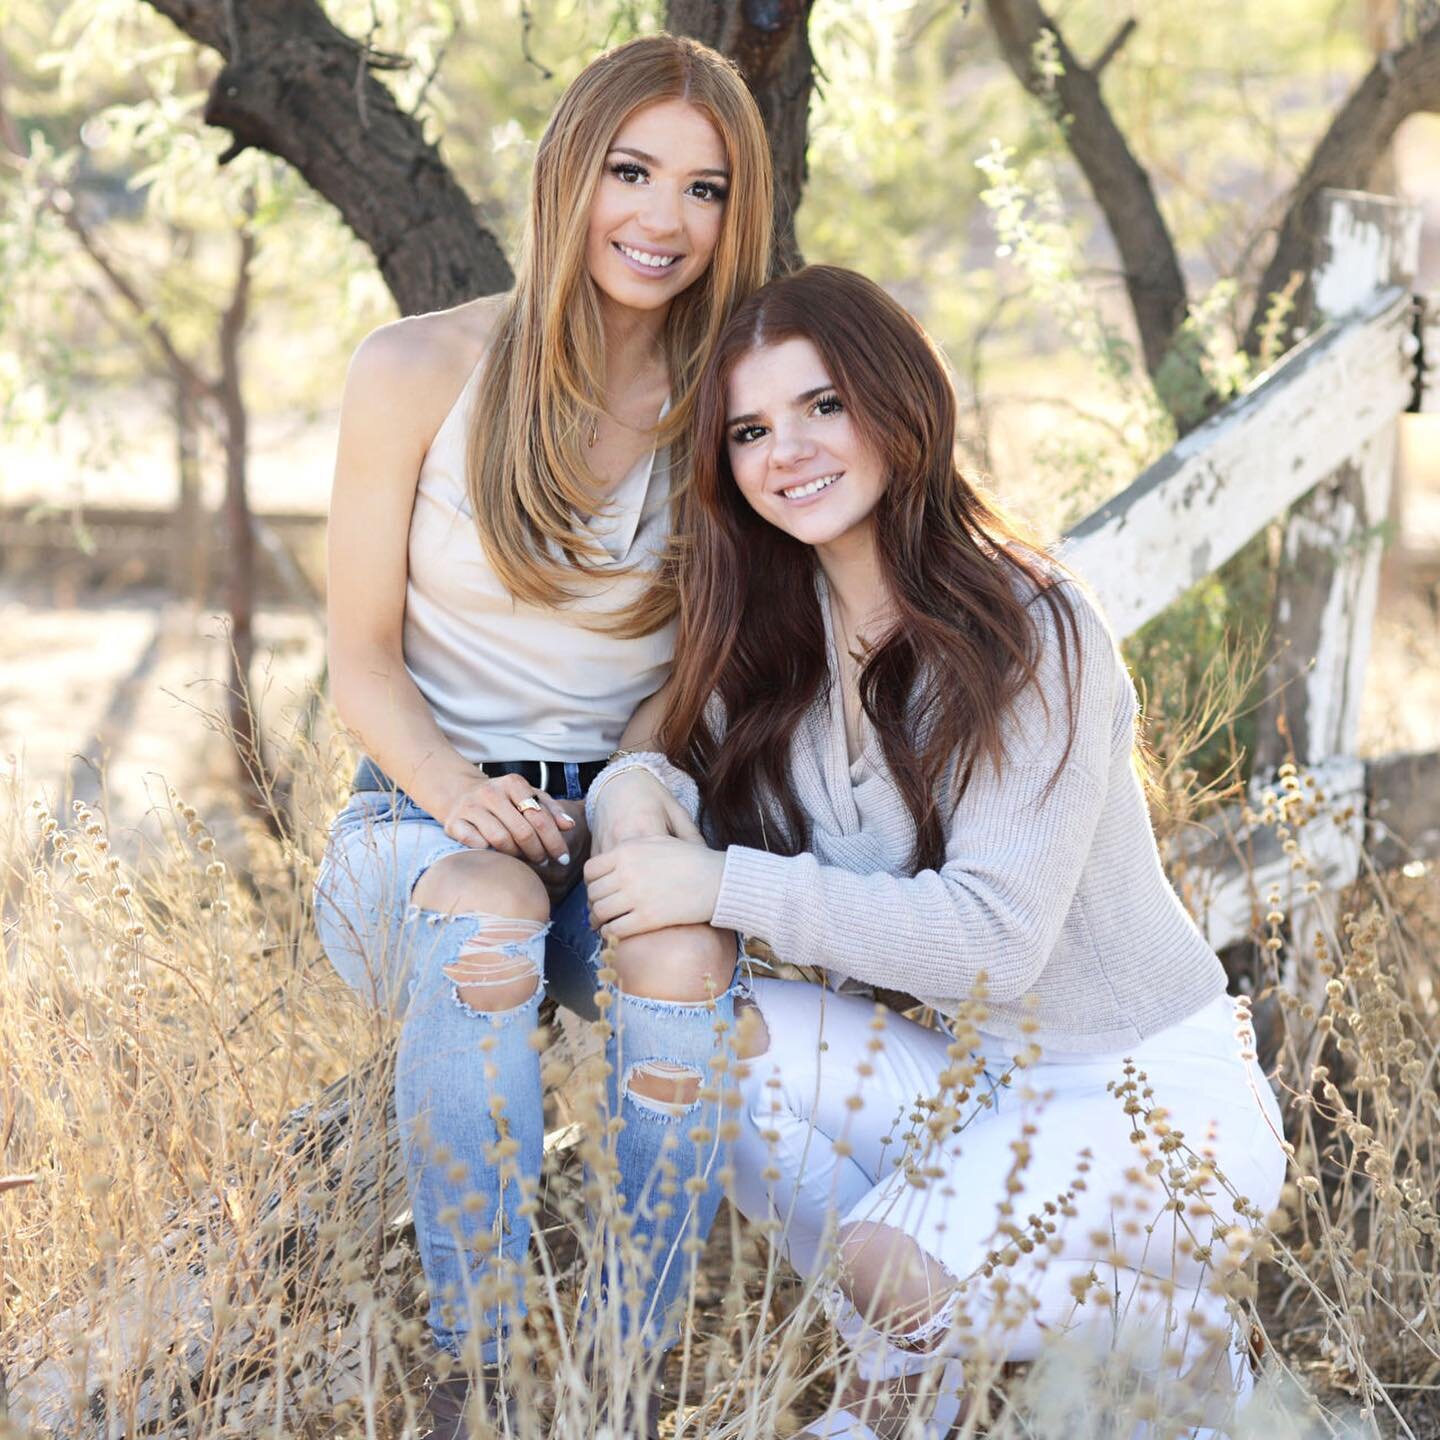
1250, 190, 1420, 982
1252, 190, 1421, 776
1255, 191, 1422, 777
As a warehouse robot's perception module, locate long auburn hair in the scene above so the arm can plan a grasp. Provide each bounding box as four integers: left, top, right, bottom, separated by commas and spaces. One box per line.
659, 266, 1086, 871
465, 35, 773, 636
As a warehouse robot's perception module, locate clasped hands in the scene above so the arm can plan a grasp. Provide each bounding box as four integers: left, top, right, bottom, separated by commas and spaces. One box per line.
584, 769, 725, 941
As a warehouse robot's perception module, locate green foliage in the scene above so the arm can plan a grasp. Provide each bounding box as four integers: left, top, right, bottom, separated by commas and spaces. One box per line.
1124, 530, 1276, 789
975, 140, 1170, 524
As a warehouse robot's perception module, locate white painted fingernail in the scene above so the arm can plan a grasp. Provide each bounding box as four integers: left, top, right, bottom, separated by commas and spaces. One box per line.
559, 851, 571, 865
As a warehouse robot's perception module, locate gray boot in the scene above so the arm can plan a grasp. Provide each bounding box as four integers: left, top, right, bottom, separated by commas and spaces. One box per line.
421, 1366, 520, 1439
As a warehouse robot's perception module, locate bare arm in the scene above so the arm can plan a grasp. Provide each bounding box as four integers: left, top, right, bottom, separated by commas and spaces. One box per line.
326, 315, 573, 862
326, 324, 473, 817
616, 683, 671, 750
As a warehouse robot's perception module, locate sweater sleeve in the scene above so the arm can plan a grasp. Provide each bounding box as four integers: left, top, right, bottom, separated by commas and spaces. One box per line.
708, 585, 1126, 1003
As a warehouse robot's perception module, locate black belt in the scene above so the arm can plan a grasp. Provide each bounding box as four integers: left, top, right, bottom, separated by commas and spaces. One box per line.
350, 754, 611, 803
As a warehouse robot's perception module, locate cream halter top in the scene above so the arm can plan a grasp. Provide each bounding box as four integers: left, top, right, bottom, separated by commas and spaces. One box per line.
402, 359, 676, 764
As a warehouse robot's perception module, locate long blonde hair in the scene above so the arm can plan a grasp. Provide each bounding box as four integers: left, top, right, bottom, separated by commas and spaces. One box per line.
465, 35, 774, 635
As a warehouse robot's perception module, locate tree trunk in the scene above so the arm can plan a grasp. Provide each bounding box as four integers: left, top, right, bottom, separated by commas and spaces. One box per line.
669, 0, 816, 273
143, 0, 817, 303
173, 374, 207, 604
142, 0, 512, 313
1242, 17, 1440, 357
216, 214, 275, 826
983, 0, 1189, 389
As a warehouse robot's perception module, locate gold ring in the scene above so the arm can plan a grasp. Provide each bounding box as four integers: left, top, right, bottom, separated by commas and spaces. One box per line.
515, 796, 543, 815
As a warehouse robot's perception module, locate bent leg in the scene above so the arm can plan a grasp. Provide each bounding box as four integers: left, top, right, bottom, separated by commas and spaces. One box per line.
397, 849, 552, 1361
730, 978, 973, 1278
601, 923, 742, 1348
816, 1008, 1283, 1435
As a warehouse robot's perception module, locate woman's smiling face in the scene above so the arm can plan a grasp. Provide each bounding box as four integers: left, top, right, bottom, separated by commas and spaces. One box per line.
724, 337, 888, 554
584, 99, 729, 317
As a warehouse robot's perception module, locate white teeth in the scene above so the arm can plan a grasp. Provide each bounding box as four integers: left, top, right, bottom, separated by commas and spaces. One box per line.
782, 474, 840, 499
618, 243, 679, 269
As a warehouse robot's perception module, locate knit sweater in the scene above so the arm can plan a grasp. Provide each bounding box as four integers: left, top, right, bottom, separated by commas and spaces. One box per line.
593, 569, 1227, 1054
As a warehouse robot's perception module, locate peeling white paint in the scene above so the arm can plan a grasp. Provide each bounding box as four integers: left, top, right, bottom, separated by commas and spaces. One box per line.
1313, 191, 1422, 320
1061, 286, 1414, 637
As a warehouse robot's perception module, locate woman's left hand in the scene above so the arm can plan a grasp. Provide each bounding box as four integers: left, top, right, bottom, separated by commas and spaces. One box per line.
583, 836, 726, 939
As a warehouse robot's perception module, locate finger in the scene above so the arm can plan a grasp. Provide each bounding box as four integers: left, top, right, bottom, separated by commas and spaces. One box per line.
473, 813, 523, 856
600, 912, 645, 943
516, 800, 571, 864
582, 853, 616, 885
447, 817, 491, 850
531, 789, 577, 831
543, 797, 577, 829
583, 872, 618, 905
587, 891, 628, 926
668, 810, 702, 842
486, 801, 550, 866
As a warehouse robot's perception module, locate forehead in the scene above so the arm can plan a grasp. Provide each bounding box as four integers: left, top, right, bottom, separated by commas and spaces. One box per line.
610, 99, 726, 168
727, 338, 830, 406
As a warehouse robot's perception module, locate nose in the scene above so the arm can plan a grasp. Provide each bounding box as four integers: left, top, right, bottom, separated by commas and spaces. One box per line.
768, 421, 816, 471
636, 182, 683, 237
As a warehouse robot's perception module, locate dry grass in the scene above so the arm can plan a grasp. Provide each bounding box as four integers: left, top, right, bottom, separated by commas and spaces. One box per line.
0, 674, 1436, 1439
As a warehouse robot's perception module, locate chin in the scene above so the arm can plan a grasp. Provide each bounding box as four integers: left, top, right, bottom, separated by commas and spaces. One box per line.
591, 258, 687, 311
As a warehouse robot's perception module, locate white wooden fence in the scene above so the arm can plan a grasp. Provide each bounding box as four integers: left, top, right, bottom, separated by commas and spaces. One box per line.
1063, 188, 1438, 962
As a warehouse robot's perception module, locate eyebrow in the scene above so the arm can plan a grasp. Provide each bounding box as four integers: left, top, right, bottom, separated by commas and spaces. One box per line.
607, 145, 730, 180
725, 385, 833, 427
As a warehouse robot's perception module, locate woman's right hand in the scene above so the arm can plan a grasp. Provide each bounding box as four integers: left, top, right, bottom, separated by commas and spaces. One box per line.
440, 772, 578, 866
591, 769, 702, 854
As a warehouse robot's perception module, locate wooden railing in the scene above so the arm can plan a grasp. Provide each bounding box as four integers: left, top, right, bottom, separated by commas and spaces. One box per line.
1063, 188, 1438, 956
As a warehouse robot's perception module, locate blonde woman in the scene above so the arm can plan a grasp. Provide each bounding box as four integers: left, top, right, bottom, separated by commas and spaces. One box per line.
313, 36, 772, 1436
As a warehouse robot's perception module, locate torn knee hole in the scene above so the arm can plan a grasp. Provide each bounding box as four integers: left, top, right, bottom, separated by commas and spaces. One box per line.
442, 919, 544, 1014
838, 1223, 960, 1348
624, 1060, 703, 1117
734, 998, 770, 1061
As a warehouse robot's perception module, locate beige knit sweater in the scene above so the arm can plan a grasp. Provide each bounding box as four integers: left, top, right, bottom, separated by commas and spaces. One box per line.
592, 570, 1226, 1054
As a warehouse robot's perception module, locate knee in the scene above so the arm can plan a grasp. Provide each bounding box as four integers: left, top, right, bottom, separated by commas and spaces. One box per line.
609, 924, 736, 1005
412, 852, 550, 1014
411, 849, 550, 924
838, 1222, 957, 1343
625, 1059, 704, 1114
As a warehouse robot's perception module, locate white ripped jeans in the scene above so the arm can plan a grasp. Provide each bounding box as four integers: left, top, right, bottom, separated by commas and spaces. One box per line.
732, 979, 1287, 1395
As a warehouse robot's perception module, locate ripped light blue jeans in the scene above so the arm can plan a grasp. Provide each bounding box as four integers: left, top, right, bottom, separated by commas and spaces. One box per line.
313, 784, 740, 1362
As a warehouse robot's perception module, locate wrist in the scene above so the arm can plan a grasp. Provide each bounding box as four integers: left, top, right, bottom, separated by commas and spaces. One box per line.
415, 760, 487, 819
586, 760, 666, 827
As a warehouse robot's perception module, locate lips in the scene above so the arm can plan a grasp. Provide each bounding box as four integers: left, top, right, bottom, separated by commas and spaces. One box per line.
613, 241, 683, 273
780, 473, 841, 501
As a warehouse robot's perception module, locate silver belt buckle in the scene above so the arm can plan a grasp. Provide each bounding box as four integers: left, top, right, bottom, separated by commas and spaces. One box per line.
536, 760, 550, 795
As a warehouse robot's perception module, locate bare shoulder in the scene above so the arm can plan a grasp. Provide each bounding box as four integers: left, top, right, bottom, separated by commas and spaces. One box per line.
343, 294, 511, 448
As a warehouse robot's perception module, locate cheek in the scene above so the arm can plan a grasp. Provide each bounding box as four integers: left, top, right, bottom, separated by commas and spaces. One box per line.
728, 452, 767, 510
586, 187, 621, 246
691, 206, 725, 259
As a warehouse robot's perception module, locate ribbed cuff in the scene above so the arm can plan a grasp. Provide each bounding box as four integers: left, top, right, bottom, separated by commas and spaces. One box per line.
711, 846, 797, 948
584, 750, 701, 830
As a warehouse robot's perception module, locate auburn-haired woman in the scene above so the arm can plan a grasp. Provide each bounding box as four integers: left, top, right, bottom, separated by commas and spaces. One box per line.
583, 266, 1286, 1437
313, 35, 771, 1437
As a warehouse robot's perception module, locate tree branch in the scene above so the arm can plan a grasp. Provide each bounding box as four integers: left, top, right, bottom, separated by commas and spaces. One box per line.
141, 0, 511, 313
983, 0, 1187, 385
1244, 18, 1440, 356
1090, 18, 1136, 77
45, 183, 214, 402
